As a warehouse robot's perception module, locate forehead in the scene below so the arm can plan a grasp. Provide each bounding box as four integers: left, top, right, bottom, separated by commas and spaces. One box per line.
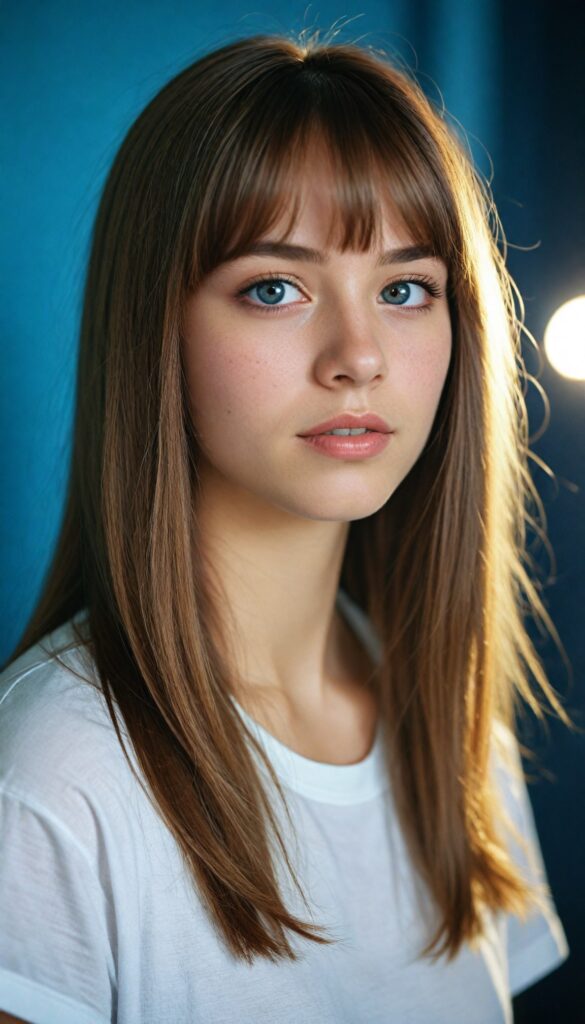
272, 202, 415, 255
197, 126, 454, 283
271, 149, 421, 248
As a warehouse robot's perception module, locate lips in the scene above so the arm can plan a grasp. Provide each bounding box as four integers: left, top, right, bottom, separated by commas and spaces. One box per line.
298, 412, 393, 437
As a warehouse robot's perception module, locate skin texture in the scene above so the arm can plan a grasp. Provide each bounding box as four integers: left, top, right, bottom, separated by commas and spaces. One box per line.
182, 150, 452, 755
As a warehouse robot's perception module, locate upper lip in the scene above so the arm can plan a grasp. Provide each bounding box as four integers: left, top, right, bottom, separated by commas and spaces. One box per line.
298, 412, 393, 436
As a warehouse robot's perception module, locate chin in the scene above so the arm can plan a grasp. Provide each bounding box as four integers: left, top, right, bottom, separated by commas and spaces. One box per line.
276, 486, 395, 523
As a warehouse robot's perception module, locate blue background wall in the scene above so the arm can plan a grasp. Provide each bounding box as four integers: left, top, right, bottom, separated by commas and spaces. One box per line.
1, 2, 583, 1019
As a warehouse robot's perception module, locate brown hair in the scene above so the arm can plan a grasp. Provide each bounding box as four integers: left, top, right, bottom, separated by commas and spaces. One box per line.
5, 29, 575, 965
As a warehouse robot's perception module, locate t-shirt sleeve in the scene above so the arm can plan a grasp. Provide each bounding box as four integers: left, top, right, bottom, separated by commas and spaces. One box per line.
0, 788, 115, 1024
492, 725, 570, 997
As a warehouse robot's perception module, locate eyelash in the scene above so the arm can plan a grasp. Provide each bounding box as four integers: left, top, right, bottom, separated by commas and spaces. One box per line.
235, 272, 444, 315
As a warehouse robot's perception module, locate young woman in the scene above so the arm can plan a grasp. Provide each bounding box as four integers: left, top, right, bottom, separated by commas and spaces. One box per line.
0, 29, 573, 1024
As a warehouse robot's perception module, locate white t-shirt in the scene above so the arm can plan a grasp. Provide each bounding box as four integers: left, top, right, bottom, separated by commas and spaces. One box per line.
0, 590, 569, 1024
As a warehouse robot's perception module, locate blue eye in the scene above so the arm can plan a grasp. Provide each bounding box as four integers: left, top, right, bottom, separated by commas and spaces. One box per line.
382, 281, 430, 306
236, 273, 443, 314
238, 276, 303, 310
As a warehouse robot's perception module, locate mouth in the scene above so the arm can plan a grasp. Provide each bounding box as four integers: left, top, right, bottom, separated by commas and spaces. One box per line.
317, 427, 377, 436
298, 412, 393, 437
298, 429, 393, 461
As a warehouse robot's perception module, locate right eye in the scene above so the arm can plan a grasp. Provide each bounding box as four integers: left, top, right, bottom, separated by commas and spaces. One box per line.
236, 275, 305, 313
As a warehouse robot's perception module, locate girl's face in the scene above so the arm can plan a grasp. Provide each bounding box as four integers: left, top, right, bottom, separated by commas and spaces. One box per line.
182, 160, 452, 523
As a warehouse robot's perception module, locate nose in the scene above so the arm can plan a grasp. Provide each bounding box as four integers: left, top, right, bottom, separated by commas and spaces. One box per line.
312, 302, 388, 388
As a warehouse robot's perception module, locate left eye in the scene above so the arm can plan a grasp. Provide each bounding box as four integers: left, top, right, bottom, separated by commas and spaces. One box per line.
238, 278, 303, 308
381, 281, 429, 306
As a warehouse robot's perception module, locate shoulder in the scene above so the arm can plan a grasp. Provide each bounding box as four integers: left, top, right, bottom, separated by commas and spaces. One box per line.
488, 718, 544, 859
489, 718, 528, 806
0, 613, 122, 775
487, 718, 570, 993
0, 621, 119, 1023
0, 614, 140, 853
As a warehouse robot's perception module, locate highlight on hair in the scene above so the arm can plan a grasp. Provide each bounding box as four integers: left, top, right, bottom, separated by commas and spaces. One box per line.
5, 28, 576, 966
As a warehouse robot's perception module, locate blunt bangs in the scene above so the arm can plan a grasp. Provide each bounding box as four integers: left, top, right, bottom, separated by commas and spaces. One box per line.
188, 57, 462, 290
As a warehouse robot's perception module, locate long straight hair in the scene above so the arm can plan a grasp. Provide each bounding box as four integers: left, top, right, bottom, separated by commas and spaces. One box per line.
6, 30, 574, 965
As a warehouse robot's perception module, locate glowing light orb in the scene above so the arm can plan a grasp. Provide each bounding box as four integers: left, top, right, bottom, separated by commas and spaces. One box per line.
543, 296, 585, 381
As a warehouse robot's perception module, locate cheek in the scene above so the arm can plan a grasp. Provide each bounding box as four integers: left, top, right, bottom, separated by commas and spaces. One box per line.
397, 321, 452, 422
183, 328, 292, 449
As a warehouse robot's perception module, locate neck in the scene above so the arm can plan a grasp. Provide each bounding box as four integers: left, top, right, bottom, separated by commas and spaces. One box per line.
197, 469, 353, 709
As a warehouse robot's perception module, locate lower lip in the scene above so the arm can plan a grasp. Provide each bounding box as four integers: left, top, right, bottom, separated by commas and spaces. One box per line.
298, 431, 392, 459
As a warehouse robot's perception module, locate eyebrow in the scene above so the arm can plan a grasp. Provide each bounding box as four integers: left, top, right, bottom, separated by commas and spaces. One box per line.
225, 241, 440, 267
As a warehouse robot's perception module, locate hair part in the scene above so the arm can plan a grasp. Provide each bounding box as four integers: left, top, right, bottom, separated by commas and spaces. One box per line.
6, 29, 576, 966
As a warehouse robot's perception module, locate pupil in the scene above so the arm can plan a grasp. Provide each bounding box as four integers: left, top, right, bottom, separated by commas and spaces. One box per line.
387, 283, 410, 304
260, 281, 284, 305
